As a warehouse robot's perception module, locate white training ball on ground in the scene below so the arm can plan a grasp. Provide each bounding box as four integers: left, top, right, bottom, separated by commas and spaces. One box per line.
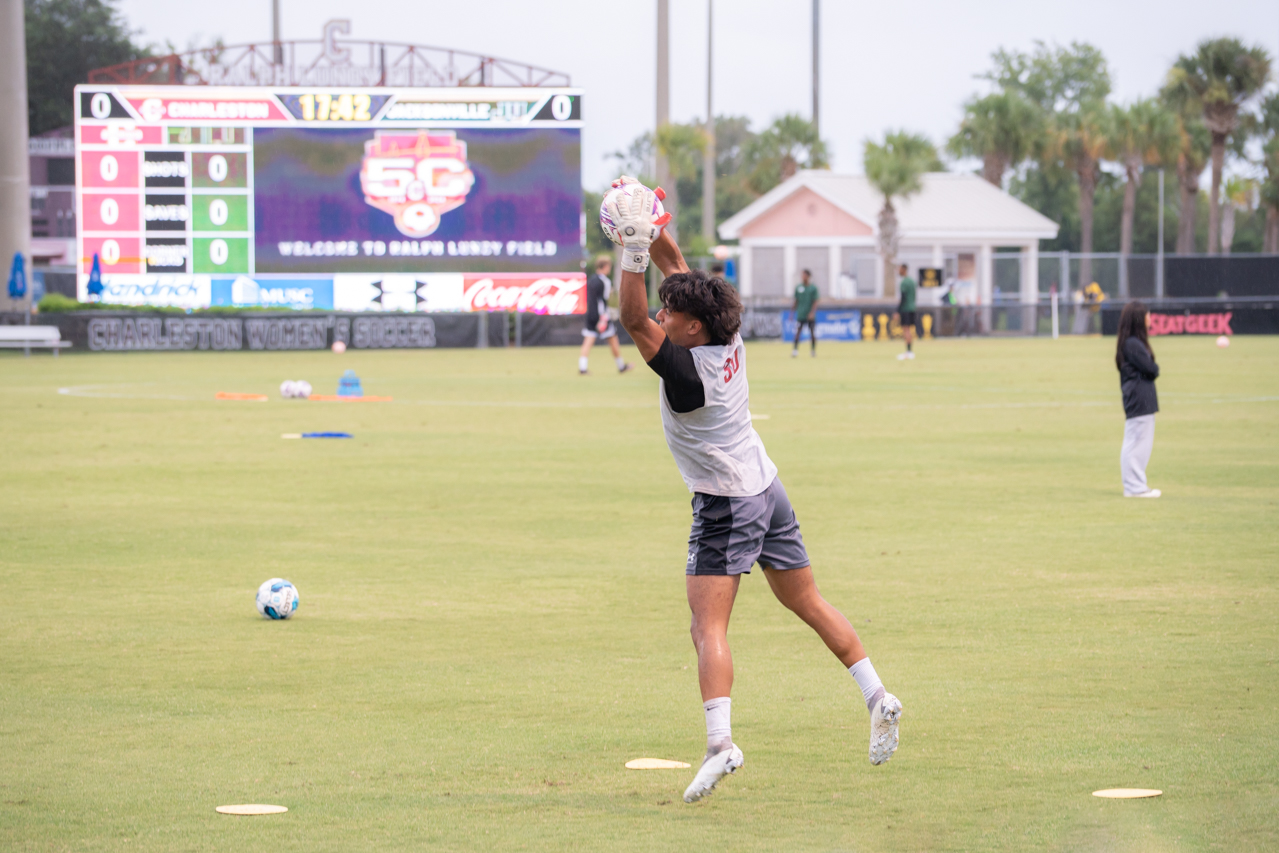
279, 380, 296, 398
256, 578, 299, 620
599, 183, 665, 246
294, 380, 312, 398
332, 340, 347, 354
1216, 335, 1230, 348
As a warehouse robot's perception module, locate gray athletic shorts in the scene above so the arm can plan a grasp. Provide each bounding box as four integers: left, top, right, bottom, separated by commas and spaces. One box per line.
581, 323, 617, 340
686, 477, 810, 576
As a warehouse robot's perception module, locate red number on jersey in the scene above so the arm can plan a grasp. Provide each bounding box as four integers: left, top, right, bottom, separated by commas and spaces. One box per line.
722, 349, 741, 383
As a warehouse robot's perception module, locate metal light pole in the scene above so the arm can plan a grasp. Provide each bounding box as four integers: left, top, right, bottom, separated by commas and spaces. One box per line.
272, 0, 283, 65
701, 0, 715, 250
811, 0, 820, 135
0, 0, 31, 317
655, 0, 671, 199
1156, 169, 1165, 299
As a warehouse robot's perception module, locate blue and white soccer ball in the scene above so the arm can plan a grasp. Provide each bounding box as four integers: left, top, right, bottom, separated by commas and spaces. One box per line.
256, 578, 299, 620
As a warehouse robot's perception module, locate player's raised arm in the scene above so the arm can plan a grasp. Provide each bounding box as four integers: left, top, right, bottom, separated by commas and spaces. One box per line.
610, 183, 673, 362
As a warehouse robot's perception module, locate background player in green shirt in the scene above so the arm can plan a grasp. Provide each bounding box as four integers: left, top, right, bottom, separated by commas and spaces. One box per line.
895, 264, 917, 360
791, 270, 819, 358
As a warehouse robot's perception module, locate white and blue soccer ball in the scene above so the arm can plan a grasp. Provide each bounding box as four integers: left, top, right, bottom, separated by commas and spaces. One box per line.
599, 182, 665, 246
256, 578, 299, 620
279, 380, 312, 399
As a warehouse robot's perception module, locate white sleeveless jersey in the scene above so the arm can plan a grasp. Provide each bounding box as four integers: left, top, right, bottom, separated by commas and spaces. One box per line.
657, 334, 778, 496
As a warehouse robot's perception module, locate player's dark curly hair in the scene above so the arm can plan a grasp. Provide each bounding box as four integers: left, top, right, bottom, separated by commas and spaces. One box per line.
658, 270, 742, 346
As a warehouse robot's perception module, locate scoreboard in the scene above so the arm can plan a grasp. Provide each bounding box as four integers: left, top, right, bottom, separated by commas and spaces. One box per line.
74, 85, 586, 312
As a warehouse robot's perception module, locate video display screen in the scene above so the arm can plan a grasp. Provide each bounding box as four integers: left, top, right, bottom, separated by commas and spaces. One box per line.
74, 85, 586, 312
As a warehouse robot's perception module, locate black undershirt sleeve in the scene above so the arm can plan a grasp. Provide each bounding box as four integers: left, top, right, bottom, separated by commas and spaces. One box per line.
645, 336, 705, 413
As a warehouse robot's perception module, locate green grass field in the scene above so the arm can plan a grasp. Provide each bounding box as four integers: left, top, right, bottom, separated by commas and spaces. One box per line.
1, 336, 1276, 852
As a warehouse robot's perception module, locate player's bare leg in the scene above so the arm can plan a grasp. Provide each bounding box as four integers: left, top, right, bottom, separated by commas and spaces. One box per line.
683, 575, 745, 802
688, 575, 739, 704
578, 333, 595, 374
762, 566, 865, 665
763, 566, 902, 765
607, 334, 632, 373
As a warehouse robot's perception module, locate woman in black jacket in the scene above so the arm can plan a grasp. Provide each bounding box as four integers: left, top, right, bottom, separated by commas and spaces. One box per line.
1116, 301, 1161, 497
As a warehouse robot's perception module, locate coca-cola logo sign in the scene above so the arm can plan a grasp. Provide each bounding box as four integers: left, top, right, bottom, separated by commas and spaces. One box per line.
463, 274, 586, 314
1150, 312, 1232, 336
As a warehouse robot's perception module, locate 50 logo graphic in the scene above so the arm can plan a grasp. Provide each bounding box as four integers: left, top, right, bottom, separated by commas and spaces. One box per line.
359, 131, 475, 238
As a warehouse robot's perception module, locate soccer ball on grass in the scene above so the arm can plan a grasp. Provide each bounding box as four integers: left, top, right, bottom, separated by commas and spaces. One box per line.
256, 578, 299, 620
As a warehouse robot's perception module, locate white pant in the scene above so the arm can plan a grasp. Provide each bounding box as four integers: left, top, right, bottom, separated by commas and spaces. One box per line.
1121, 414, 1156, 495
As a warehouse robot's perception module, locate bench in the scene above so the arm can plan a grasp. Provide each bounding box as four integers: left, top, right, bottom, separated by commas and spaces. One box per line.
0, 325, 72, 355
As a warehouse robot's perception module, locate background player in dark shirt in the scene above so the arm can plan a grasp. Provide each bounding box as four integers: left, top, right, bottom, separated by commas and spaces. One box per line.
791, 270, 819, 358
895, 264, 917, 360
578, 255, 633, 375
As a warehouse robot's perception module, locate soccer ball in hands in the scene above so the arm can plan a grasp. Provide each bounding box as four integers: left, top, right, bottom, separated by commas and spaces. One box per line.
599, 182, 665, 246
256, 578, 299, 619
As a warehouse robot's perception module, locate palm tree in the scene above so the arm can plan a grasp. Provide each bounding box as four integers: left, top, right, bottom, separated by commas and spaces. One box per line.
746, 114, 828, 195
1168, 38, 1272, 253
1054, 105, 1110, 287
1220, 177, 1256, 255
864, 131, 943, 298
946, 91, 1041, 187
1258, 93, 1279, 252
1107, 99, 1178, 256
1164, 106, 1212, 254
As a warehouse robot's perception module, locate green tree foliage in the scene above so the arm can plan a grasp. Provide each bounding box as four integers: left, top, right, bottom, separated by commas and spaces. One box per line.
605, 115, 827, 254
1108, 99, 1179, 255
984, 41, 1111, 114
992, 42, 1111, 282
946, 90, 1041, 186
1159, 80, 1214, 254
863, 131, 943, 297
744, 114, 828, 195
1167, 38, 1272, 253
26, 0, 150, 135
1257, 94, 1279, 251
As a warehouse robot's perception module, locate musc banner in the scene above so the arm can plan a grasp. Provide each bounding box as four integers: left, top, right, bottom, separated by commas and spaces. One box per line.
781, 310, 863, 342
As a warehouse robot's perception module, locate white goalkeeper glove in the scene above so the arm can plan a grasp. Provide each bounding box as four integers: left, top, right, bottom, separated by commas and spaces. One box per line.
606, 183, 671, 273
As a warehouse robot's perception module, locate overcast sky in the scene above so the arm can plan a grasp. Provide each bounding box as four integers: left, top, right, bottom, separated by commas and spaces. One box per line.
116, 0, 1279, 189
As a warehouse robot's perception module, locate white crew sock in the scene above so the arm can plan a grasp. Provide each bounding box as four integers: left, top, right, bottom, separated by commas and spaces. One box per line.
578, 356, 589, 372
703, 697, 732, 753
849, 658, 885, 712
615, 356, 626, 370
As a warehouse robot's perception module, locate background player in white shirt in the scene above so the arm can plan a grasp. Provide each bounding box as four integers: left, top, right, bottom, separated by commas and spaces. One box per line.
608, 180, 902, 804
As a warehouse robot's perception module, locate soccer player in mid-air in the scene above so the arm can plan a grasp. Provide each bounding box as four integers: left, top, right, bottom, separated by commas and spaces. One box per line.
607, 179, 902, 804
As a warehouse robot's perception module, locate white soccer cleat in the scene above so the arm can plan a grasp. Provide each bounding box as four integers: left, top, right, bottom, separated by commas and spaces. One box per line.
896, 352, 908, 360
683, 744, 744, 803
869, 693, 902, 765
1125, 489, 1161, 498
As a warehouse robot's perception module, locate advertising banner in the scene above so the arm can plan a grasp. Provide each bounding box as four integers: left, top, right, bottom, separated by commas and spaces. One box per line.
74, 85, 583, 305
35, 312, 486, 351
781, 310, 863, 342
